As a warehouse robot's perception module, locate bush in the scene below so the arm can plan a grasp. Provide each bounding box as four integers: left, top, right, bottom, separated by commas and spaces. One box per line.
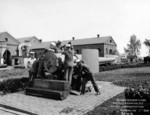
0, 77, 29, 94
123, 81, 150, 114
99, 63, 150, 72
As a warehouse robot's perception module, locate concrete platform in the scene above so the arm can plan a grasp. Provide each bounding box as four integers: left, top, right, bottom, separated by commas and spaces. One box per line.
0, 81, 125, 115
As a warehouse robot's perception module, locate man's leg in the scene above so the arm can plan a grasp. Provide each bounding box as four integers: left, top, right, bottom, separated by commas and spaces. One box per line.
76, 76, 82, 91
28, 70, 32, 81
90, 73, 100, 95
28, 71, 34, 87
68, 66, 73, 86
81, 78, 88, 95
37, 58, 44, 78
64, 66, 69, 81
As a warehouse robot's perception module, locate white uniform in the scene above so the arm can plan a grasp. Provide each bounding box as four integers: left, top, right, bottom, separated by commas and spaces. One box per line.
24, 57, 36, 71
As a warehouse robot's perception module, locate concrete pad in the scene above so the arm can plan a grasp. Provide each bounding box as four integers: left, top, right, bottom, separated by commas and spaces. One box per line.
0, 81, 125, 115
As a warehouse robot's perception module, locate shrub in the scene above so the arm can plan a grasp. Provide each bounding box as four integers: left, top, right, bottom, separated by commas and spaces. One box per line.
123, 81, 150, 114
99, 63, 150, 72
0, 77, 29, 94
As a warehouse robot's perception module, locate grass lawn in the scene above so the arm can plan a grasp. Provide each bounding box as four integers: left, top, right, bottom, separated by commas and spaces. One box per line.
95, 67, 150, 87
95, 67, 150, 82
85, 67, 150, 115
0, 68, 28, 79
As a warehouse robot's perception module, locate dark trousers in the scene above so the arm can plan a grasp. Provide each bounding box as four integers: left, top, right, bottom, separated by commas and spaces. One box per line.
71, 75, 82, 91
81, 73, 100, 94
64, 66, 73, 86
37, 58, 46, 78
28, 70, 37, 87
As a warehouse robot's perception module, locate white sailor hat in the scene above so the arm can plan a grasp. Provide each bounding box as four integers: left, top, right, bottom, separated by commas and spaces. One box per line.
50, 42, 56, 47
65, 44, 71, 48
75, 59, 81, 63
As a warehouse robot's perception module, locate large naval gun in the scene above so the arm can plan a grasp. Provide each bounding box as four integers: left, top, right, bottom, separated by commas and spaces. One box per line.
25, 50, 71, 100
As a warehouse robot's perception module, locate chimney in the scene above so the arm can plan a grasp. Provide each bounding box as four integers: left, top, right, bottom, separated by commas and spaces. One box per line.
39, 39, 42, 43
97, 34, 100, 38
72, 37, 75, 40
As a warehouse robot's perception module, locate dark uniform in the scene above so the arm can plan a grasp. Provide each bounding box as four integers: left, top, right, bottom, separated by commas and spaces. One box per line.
78, 63, 100, 95
37, 50, 48, 78
71, 66, 82, 91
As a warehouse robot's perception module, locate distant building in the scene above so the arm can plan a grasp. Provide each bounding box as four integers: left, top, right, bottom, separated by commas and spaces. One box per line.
0, 32, 118, 65
29, 41, 55, 58
0, 32, 20, 65
127, 55, 137, 63
17, 36, 41, 57
18, 36, 42, 44
61, 35, 117, 57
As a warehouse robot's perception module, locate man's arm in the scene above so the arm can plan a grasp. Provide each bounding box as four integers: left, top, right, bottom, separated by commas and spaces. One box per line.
82, 64, 92, 74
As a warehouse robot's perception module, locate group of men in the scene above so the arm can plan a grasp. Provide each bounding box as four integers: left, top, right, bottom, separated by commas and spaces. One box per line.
26, 42, 100, 95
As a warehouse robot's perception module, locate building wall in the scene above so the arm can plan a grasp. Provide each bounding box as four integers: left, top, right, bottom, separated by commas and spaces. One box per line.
0, 32, 19, 65
74, 44, 104, 57
28, 37, 40, 44
104, 44, 116, 56
74, 43, 116, 57
31, 48, 45, 58
7, 44, 18, 56
0, 43, 18, 65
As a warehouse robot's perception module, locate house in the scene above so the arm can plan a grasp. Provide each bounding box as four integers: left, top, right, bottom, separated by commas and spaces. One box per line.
61, 34, 117, 57
127, 55, 137, 63
18, 36, 41, 44
0, 32, 118, 66
29, 35, 117, 58
0, 32, 20, 65
17, 36, 42, 57
29, 41, 55, 58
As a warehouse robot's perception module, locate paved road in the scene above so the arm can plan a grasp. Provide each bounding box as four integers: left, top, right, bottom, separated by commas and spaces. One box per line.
0, 81, 125, 115
0, 107, 29, 115
0, 66, 14, 70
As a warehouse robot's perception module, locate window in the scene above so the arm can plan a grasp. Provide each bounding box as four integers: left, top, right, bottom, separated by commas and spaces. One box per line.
98, 48, 101, 54
110, 40, 112, 43
5, 38, 8, 41
109, 49, 112, 54
106, 48, 108, 54
98, 48, 101, 52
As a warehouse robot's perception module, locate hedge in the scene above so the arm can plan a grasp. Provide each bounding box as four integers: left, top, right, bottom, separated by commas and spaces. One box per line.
99, 63, 150, 72
124, 84, 150, 114
0, 77, 29, 94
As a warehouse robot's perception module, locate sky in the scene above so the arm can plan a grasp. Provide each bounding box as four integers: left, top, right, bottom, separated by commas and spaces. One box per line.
0, 0, 150, 56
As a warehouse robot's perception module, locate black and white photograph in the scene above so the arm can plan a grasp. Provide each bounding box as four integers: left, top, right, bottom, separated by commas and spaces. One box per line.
0, 0, 150, 115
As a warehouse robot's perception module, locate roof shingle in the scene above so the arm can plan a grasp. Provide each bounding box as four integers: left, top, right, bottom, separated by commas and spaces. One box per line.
61, 36, 116, 46
17, 36, 39, 43
30, 41, 54, 49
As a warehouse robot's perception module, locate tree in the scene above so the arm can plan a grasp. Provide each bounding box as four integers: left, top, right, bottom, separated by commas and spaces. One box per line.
112, 49, 119, 55
144, 39, 150, 55
124, 34, 141, 56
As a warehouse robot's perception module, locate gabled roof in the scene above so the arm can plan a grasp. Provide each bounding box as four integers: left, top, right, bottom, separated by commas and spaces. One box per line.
61, 36, 117, 46
17, 36, 39, 43
30, 36, 117, 50
0, 31, 20, 44
127, 55, 137, 59
30, 41, 55, 49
